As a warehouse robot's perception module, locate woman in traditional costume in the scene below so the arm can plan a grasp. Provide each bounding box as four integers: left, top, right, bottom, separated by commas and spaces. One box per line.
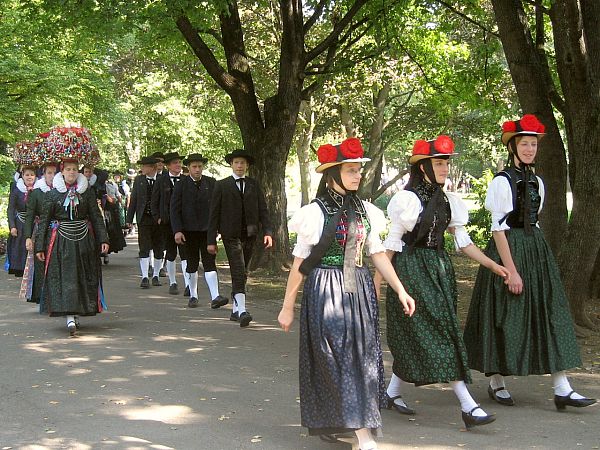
379, 136, 509, 429
463, 114, 596, 410
278, 138, 415, 450
35, 134, 108, 336
23, 162, 58, 303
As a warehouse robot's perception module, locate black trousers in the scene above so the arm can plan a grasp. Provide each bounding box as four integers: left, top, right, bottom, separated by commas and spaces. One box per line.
160, 223, 186, 261
138, 214, 164, 258
185, 231, 216, 273
222, 235, 256, 295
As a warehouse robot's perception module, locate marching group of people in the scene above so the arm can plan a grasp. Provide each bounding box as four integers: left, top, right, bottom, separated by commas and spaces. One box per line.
4, 115, 596, 450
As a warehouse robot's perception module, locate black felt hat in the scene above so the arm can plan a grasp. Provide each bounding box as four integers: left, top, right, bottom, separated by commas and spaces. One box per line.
224, 149, 254, 165
163, 152, 183, 164
183, 153, 208, 165
137, 156, 159, 165
150, 151, 165, 162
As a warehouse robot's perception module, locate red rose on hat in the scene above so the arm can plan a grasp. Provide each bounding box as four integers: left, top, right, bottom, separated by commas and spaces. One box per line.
502, 121, 517, 132
519, 114, 545, 133
339, 137, 364, 159
434, 135, 455, 154
317, 144, 337, 163
412, 140, 430, 156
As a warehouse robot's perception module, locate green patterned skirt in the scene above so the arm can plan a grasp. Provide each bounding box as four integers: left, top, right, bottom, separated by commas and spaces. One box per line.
387, 247, 472, 385
463, 227, 581, 375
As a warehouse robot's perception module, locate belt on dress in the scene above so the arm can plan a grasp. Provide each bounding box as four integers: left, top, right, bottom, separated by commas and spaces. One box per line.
57, 220, 90, 241
16, 211, 27, 223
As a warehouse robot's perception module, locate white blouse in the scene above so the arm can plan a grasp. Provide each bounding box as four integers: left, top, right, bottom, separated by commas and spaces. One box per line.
383, 190, 473, 252
485, 175, 545, 232
289, 201, 387, 259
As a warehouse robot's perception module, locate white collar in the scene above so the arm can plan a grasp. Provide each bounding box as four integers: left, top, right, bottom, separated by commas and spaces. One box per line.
146, 175, 157, 181
16, 178, 28, 193
232, 174, 246, 180
88, 173, 97, 186
54, 173, 89, 194
34, 177, 53, 193
13, 171, 20, 183
169, 171, 182, 177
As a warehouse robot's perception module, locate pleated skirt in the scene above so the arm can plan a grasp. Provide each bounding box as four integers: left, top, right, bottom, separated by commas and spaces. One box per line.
299, 265, 384, 436
386, 248, 472, 385
463, 227, 582, 375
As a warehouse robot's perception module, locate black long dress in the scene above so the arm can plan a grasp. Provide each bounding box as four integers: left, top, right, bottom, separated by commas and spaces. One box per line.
35, 173, 109, 317
7, 179, 30, 277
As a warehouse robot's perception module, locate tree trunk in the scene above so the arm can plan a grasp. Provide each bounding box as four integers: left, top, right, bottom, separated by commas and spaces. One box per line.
590, 248, 600, 302
295, 99, 315, 206
490, 0, 568, 255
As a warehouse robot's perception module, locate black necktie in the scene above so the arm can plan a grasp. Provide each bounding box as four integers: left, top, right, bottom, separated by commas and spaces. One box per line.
171, 176, 180, 185
237, 178, 244, 194
147, 178, 154, 186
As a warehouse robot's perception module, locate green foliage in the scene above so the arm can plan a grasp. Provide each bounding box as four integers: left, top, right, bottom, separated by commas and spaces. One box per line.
466, 169, 495, 248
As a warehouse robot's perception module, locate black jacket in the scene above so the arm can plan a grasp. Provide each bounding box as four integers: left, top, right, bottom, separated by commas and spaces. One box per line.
207, 175, 272, 244
126, 174, 159, 224
151, 172, 180, 225
170, 175, 216, 233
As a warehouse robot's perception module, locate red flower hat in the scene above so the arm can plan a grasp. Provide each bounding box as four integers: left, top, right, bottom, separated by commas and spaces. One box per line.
316, 137, 371, 173
501, 114, 546, 145
408, 135, 458, 164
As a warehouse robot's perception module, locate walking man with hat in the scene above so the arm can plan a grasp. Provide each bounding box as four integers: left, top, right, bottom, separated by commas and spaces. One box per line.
171, 153, 228, 308
127, 156, 164, 288
151, 152, 190, 295
207, 149, 273, 327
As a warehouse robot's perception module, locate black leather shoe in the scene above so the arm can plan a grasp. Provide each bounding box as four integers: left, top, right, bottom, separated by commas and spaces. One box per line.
385, 393, 415, 415
210, 295, 229, 309
239, 311, 252, 327
230, 312, 239, 322
488, 384, 515, 406
159, 268, 167, 277
554, 391, 597, 411
188, 297, 199, 308
140, 277, 150, 289
169, 283, 179, 295
152, 276, 162, 286
184, 286, 190, 297
462, 406, 496, 429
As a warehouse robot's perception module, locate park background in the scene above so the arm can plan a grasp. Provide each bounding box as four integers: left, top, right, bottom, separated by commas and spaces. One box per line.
0, 1, 599, 348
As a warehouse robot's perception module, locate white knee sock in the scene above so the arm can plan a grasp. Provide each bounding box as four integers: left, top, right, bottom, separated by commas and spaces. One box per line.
181, 260, 189, 287
66, 315, 75, 326
188, 271, 198, 298
234, 293, 246, 314
153, 259, 162, 278
451, 380, 486, 416
232, 295, 239, 314
355, 428, 377, 450
489, 374, 511, 399
386, 373, 409, 408
140, 257, 150, 278
552, 371, 584, 398
204, 271, 220, 300
166, 260, 176, 285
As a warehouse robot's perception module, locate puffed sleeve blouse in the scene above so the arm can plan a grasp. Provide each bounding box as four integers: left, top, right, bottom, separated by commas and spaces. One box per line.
485, 175, 545, 232
383, 190, 474, 252
289, 200, 387, 259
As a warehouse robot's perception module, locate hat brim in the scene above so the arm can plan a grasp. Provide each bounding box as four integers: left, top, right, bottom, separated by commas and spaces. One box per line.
315, 158, 371, 173
408, 153, 459, 165
501, 131, 545, 146
225, 153, 254, 165
183, 157, 208, 166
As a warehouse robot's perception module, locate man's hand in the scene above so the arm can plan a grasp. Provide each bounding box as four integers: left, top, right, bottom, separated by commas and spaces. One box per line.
36, 252, 45, 262
101, 243, 110, 254
175, 232, 186, 245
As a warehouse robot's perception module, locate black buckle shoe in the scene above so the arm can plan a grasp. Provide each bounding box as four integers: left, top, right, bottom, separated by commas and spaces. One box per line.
152, 276, 162, 286
210, 295, 229, 309
239, 311, 252, 327
188, 297, 199, 308
488, 385, 515, 406
385, 393, 415, 415
169, 283, 179, 295
554, 391, 597, 411
140, 277, 150, 289
462, 405, 496, 430
159, 268, 167, 277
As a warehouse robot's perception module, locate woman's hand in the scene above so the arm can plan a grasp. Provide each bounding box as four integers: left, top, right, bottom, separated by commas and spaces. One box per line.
25, 238, 33, 252
396, 289, 416, 317
278, 307, 294, 332
36, 252, 45, 262
101, 243, 110, 254
10, 227, 18, 237
492, 263, 511, 284
507, 270, 523, 295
